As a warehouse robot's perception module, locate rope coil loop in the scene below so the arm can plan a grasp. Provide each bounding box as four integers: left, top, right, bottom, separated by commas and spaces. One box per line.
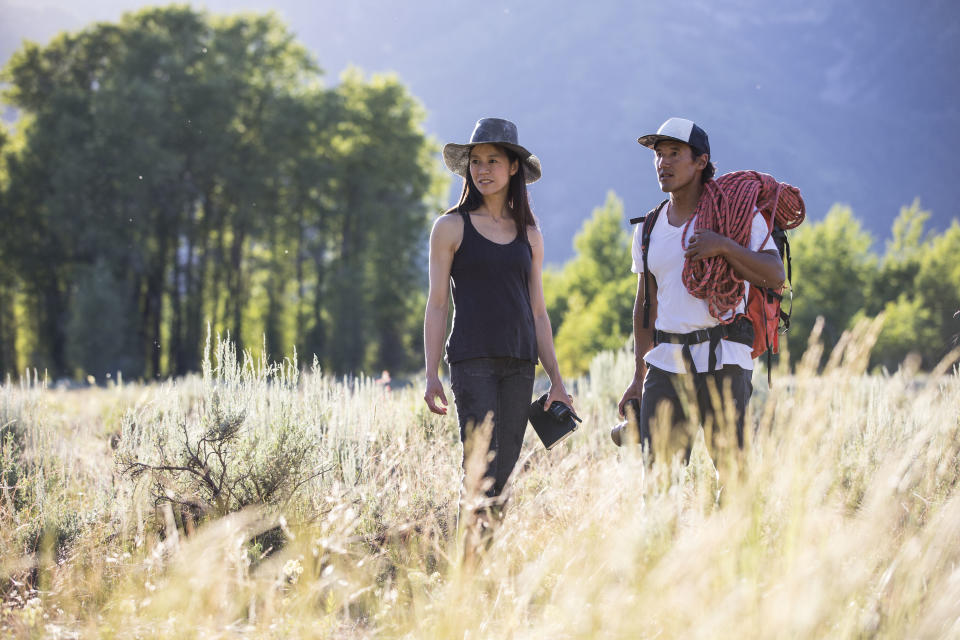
681, 171, 805, 321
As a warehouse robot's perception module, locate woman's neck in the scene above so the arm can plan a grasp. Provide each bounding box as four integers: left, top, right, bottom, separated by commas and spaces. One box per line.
481, 193, 511, 221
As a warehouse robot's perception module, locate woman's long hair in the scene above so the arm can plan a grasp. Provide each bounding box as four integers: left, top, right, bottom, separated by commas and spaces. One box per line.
444, 145, 536, 245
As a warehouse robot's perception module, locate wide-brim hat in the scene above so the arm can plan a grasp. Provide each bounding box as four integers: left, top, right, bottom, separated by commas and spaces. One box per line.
442, 117, 542, 184
637, 117, 710, 157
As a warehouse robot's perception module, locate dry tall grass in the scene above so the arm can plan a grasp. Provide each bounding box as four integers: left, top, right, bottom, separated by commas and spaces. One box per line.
1, 321, 959, 639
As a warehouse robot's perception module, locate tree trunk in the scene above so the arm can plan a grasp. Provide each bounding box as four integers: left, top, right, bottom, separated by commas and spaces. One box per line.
170, 233, 185, 376
41, 282, 68, 378
229, 225, 246, 353
0, 279, 17, 377
183, 190, 214, 374
264, 219, 281, 358
332, 181, 364, 373
294, 206, 307, 358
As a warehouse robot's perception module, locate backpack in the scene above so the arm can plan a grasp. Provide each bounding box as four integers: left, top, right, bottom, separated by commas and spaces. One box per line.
630, 199, 793, 384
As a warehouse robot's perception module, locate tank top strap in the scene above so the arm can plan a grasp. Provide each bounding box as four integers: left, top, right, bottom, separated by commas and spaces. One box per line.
458, 208, 482, 244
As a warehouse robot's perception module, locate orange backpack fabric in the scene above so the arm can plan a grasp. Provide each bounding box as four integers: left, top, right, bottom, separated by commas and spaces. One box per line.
744, 221, 790, 359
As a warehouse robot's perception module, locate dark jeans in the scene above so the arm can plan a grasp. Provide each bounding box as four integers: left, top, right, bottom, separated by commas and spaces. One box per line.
450, 357, 536, 499
638, 364, 753, 460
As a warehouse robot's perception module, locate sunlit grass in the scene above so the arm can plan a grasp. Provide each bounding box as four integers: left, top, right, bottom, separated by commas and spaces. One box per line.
1, 323, 959, 638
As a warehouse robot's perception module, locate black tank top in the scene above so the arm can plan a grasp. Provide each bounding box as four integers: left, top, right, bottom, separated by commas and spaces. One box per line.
445, 211, 538, 364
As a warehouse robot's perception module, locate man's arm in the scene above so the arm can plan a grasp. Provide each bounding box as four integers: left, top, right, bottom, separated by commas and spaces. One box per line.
684, 228, 785, 289
618, 274, 657, 417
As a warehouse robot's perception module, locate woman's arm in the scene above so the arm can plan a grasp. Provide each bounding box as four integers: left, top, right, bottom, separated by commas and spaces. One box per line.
527, 227, 573, 411
423, 215, 461, 415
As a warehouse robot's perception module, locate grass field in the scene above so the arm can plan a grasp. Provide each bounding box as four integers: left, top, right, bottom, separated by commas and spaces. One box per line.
1, 322, 959, 639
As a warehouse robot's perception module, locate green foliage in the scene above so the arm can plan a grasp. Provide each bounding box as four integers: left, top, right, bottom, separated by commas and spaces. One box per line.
325, 69, 445, 374
0, 7, 444, 379
65, 258, 142, 380
865, 200, 931, 316
787, 205, 877, 356
554, 277, 635, 375
853, 202, 960, 369
859, 295, 941, 370
914, 220, 960, 358
0, 127, 12, 376
0, 275, 15, 378
783, 200, 960, 371
547, 192, 635, 375
0, 415, 27, 511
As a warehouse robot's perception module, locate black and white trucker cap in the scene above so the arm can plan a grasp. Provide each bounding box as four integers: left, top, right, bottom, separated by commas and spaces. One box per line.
637, 117, 710, 157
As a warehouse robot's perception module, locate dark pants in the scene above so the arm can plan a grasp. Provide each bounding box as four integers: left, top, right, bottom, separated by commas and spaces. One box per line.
450, 357, 535, 499
638, 364, 752, 460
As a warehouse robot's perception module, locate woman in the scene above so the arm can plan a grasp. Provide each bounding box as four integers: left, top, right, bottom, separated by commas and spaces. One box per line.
423, 117, 572, 509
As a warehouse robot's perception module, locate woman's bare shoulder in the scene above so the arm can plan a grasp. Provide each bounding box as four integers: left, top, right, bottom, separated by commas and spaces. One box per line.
526, 225, 544, 246
431, 212, 464, 245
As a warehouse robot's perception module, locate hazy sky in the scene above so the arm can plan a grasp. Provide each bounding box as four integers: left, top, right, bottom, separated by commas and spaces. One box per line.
2, 0, 958, 262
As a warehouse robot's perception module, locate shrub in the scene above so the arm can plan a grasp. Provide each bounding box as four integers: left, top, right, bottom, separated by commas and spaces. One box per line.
117, 335, 327, 523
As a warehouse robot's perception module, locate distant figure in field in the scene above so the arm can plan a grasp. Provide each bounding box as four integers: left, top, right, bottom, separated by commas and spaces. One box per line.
618, 117, 787, 460
423, 118, 572, 528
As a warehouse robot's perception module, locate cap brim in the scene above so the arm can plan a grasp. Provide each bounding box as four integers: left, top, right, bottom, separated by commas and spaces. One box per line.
442, 142, 541, 184
637, 134, 687, 150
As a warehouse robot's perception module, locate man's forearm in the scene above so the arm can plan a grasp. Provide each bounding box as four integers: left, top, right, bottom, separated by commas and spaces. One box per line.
723, 242, 785, 289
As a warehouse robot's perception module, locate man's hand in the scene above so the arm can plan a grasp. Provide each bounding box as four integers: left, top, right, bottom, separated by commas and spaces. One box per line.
424, 375, 448, 415
618, 379, 643, 418
684, 229, 733, 261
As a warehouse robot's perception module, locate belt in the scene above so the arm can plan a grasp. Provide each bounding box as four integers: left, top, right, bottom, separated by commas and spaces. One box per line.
654, 315, 754, 373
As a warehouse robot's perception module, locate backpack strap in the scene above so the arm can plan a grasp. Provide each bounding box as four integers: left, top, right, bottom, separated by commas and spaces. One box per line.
773, 225, 792, 330
633, 199, 668, 329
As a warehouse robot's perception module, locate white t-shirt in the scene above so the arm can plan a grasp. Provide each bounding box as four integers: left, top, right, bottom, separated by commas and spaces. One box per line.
631, 208, 772, 374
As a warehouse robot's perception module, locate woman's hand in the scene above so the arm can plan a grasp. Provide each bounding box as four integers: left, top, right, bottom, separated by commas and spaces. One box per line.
544, 381, 574, 415
424, 374, 448, 415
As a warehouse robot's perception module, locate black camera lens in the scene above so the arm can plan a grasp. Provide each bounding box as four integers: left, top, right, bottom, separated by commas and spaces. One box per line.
546, 400, 581, 423
547, 402, 568, 419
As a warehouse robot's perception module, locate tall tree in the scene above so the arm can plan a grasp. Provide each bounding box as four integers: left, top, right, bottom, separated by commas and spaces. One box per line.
0, 7, 442, 379
914, 221, 960, 362
323, 70, 444, 374
546, 192, 635, 375
787, 205, 877, 356
862, 201, 939, 369
0, 125, 17, 376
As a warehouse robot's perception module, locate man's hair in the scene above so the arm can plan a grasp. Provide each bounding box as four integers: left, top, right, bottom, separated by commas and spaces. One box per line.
700, 154, 716, 183
689, 145, 715, 183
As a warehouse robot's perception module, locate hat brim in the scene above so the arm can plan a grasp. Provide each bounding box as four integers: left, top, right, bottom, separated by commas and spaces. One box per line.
442, 142, 541, 184
638, 134, 708, 156
638, 134, 687, 150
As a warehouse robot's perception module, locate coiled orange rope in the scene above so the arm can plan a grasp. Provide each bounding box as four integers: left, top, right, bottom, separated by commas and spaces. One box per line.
681, 170, 805, 321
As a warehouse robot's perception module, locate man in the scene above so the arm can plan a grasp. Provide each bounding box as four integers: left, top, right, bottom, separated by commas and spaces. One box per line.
617, 117, 785, 459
